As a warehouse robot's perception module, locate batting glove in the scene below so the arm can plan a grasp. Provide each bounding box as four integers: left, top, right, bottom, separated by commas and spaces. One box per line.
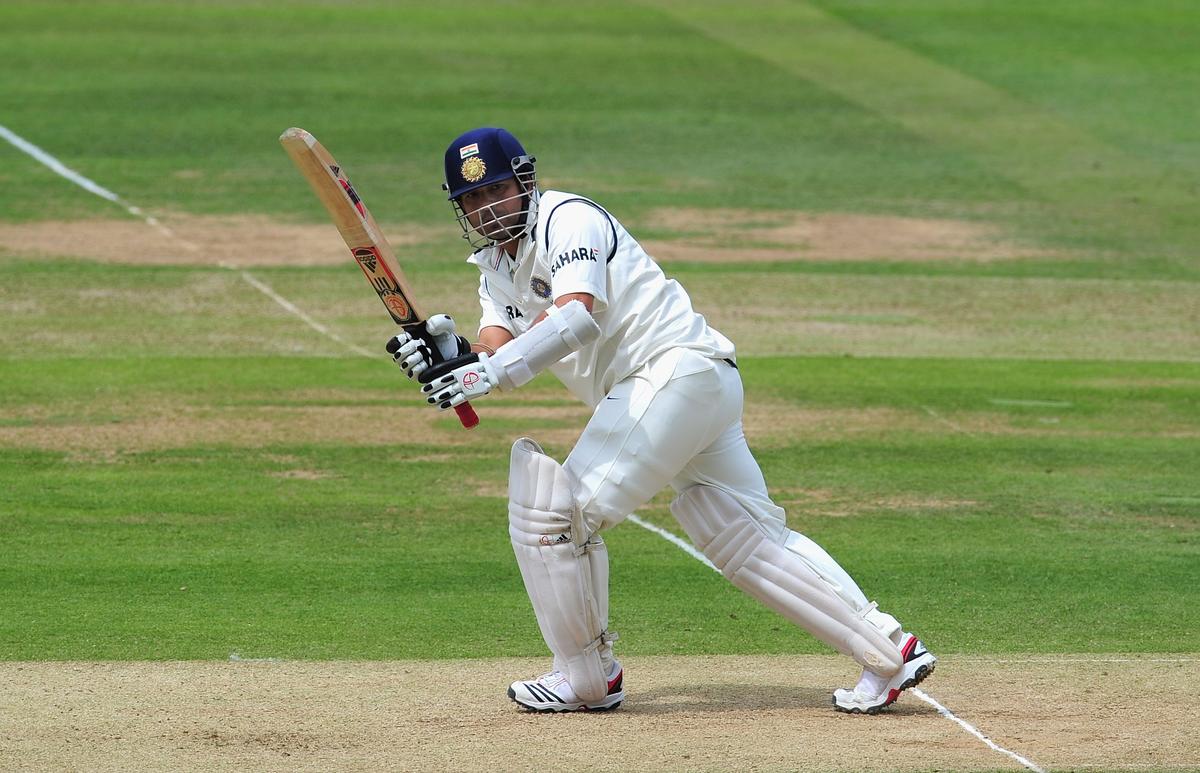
418, 352, 500, 410
385, 314, 469, 380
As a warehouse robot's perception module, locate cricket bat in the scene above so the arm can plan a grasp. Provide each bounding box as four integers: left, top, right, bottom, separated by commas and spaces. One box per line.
279, 127, 479, 429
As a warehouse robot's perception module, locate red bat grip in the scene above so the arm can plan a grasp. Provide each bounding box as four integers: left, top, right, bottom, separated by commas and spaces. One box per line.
454, 402, 480, 429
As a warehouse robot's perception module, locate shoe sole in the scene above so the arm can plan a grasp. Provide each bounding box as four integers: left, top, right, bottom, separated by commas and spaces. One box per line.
832, 659, 936, 715
507, 686, 624, 713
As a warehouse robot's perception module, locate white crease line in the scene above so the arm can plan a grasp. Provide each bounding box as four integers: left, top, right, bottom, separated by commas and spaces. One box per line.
920, 404, 974, 436
989, 398, 1072, 408
913, 688, 1046, 773
228, 652, 282, 663
630, 514, 1046, 773
0, 123, 194, 246
230, 265, 374, 358
1, 123, 366, 358
627, 514, 717, 571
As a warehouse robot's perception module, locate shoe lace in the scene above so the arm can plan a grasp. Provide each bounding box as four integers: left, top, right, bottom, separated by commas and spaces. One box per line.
535, 670, 567, 686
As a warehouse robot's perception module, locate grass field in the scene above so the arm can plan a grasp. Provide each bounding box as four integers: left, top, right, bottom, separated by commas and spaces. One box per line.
1, 2, 1198, 771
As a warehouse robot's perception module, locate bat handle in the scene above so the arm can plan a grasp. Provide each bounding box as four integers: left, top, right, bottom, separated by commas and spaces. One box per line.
455, 402, 480, 429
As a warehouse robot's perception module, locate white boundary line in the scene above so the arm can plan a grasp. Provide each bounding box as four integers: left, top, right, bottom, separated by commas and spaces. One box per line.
0, 123, 366, 358
626, 513, 1048, 773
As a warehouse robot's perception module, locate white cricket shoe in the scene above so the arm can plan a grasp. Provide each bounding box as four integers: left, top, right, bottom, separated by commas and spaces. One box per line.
833, 634, 936, 714
508, 661, 624, 712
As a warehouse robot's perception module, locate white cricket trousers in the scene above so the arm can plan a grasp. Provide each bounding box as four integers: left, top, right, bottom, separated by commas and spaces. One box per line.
564, 347, 870, 611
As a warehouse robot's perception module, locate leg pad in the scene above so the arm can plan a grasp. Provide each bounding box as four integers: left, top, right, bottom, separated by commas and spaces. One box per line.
672, 485, 903, 675
508, 438, 614, 702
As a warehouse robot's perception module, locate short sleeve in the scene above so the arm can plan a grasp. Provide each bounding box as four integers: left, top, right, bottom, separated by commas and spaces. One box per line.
476, 274, 515, 336
543, 200, 615, 311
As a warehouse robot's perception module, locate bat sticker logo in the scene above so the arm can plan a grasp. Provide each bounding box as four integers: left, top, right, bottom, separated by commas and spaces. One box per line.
384, 294, 411, 321
353, 247, 378, 272
337, 177, 367, 218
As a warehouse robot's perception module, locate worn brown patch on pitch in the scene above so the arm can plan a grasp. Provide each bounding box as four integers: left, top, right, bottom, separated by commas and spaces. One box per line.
0, 400, 903, 455
0, 209, 1051, 268
267, 469, 332, 480
772, 486, 979, 517
0, 398, 592, 454
1, 655, 1194, 771
468, 475, 510, 499
4, 393, 1176, 457
1075, 376, 1200, 389
0, 215, 441, 267
640, 208, 1058, 262
742, 401, 923, 446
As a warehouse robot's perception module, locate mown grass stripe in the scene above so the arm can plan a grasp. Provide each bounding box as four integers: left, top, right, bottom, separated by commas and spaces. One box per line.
645, 0, 1190, 252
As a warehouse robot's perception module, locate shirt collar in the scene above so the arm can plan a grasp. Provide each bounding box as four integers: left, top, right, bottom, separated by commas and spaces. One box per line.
465, 240, 529, 274
465, 245, 503, 271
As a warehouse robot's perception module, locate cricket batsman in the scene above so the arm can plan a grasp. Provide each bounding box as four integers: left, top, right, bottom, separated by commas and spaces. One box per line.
386, 127, 936, 714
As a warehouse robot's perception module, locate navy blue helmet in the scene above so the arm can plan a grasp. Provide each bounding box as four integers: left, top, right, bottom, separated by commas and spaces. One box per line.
443, 127, 538, 249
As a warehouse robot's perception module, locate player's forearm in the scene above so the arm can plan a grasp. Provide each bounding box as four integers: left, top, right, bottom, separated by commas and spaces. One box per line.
533, 292, 594, 324
474, 325, 514, 356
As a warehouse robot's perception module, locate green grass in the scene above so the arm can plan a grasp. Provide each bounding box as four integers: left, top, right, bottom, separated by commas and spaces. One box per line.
0, 1, 1198, 663
0, 355, 1196, 659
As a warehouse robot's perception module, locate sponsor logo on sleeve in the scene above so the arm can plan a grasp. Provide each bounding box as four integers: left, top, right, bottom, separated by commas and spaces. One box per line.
549, 246, 600, 276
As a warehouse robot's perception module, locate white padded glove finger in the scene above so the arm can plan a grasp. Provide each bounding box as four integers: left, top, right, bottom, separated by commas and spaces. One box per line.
386, 331, 435, 380
420, 353, 499, 410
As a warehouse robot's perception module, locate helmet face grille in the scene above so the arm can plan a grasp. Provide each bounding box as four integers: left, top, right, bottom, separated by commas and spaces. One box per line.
451, 163, 538, 250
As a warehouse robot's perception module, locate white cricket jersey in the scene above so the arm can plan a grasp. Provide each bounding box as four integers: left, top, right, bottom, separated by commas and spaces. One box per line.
467, 189, 735, 407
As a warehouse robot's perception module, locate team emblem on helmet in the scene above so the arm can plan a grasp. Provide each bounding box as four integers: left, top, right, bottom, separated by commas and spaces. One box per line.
461, 156, 487, 183
530, 276, 551, 299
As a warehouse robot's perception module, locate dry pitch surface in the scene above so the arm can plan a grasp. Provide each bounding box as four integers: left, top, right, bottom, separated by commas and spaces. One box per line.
0, 208, 1049, 267
2, 656, 1197, 771
3, 215, 1197, 771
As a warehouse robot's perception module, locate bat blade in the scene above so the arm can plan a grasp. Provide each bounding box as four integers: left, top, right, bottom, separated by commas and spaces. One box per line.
279, 127, 422, 326
279, 127, 479, 429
